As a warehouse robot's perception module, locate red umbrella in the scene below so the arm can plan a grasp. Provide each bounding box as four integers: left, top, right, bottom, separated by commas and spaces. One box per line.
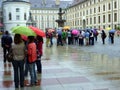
29, 26, 45, 37
21, 35, 28, 41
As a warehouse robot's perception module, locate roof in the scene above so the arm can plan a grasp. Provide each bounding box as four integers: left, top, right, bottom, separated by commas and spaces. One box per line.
30, 0, 72, 9
0, 0, 72, 9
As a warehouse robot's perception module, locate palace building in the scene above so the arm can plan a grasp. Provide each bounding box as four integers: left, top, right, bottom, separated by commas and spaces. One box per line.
0, 0, 119, 31
66, 0, 120, 29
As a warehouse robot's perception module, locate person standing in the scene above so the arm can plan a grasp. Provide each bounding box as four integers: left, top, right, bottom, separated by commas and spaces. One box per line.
36, 36, 43, 74
27, 36, 37, 86
67, 30, 72, 45
12, 34, 25, 88
1, 31, 12, 64
101, 30, 107, 44
109, 32, 114, 44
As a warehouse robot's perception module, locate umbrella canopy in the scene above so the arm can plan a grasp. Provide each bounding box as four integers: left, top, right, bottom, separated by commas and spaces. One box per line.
48, 28, 55, 33
57, 29, 62, 35
72, 29, 79, 35
21, 35, 28, 41
11, 26, 36, 36
29, 26, 45, 37
109, 29, 116, 33
105, 27, 112, 30
63, 26, 70, 30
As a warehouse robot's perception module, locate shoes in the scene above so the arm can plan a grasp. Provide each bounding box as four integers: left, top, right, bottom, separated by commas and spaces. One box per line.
26, 83, 35, 87
15, 85, 19, 88
37, 71, 41, 74
20, 84, 24, 88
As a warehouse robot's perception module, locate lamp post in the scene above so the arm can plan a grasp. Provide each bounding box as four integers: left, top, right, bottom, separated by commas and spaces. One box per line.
26, 12, 36, 26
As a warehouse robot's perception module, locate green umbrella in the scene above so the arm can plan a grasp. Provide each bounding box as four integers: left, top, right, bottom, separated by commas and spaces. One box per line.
11, 26, 36, 36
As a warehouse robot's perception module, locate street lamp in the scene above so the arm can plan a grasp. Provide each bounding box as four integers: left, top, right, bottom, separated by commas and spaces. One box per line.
26, 11, 36, 26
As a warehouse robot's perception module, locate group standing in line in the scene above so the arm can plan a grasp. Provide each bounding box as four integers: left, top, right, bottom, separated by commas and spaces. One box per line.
45, 28, 115, 47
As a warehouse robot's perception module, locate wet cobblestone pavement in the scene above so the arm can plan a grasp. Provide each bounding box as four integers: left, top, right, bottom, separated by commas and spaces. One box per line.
1, 35, 120, 90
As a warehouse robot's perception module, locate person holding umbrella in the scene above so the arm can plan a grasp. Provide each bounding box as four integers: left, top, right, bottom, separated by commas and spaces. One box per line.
109, 29, 116, 44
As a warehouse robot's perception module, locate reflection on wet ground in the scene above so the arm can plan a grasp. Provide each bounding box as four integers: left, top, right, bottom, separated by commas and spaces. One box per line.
1, 36, 120, 90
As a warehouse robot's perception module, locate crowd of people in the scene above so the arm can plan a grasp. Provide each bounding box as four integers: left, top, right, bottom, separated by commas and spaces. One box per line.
1, 31, 43, 88
45, 28, 115, 47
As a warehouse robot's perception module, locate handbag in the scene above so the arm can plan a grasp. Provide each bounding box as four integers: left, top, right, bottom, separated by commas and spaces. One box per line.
6, 49, 13, 62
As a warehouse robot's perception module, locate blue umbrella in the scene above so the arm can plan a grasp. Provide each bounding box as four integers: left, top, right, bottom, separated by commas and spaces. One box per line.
109, 29, 116, 33
57, 29, 62, 35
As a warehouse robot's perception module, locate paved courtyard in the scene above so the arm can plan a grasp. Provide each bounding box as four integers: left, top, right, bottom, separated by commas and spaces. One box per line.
0, 35, 120, 90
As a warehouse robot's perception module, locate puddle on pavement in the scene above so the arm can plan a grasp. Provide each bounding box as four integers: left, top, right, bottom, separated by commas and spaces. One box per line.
43, 45, 120, 77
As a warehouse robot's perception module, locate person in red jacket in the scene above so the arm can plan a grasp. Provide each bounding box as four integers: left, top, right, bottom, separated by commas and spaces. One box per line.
27, 36, 37, 86
36, 35, 43, 74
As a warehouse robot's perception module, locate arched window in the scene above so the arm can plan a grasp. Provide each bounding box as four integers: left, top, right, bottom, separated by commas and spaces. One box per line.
9, 12, 12, 20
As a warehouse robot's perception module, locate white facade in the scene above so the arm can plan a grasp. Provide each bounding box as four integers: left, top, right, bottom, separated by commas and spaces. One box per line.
66, 0, 120, 30
31, 9, 59, 31
2, 1, 30, 32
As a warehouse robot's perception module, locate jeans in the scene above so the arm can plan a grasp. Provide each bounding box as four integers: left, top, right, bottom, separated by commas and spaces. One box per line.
29, 62, 37, 85
12, 60, 24, 87
24, 57, 29, 77
36, 56, 42, 73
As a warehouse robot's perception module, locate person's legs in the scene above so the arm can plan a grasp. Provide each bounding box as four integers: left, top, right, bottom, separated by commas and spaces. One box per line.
29, 62, 37, 85
3, 47, 7, 63
12, 60, 19, 88
19, 60, 24, 87
36, 58, 42, 73
24, 57, 29, 77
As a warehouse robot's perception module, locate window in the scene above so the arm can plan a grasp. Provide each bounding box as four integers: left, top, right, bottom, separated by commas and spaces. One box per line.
86, 10, 88, 15
103, 15, 105, 23
114, 13, 117, 22
94, 8, 96, 13
90, 17, 92, 24
103, 5, 105, 11
86, 18, 88, 25
16, 15, 20, 20
114, 1, 117, 9
24, 13, 26, 20
108, 3, 111, 10
108, 14, 111, 22
98, 6, 100, 12
9, 12, 12, 20
94, 17, 96, 24
98, 16, 100, 23
16, 8, 20, 12
90, 9, 92, 14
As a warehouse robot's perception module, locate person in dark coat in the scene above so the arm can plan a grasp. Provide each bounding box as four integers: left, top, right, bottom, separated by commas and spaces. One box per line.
101, 30, 107, 44
109, 32, 114, 44
1, 31, 13, 63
